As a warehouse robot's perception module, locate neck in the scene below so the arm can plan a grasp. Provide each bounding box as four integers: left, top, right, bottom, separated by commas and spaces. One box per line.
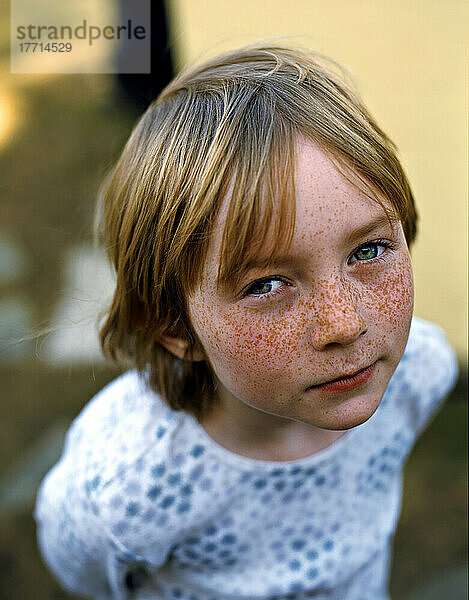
200, 391, 346, 461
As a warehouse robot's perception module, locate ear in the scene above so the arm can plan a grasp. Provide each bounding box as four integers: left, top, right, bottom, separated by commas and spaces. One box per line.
159, 335, 205, 362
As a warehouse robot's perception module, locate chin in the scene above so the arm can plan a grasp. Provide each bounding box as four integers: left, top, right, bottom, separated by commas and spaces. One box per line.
311, 392, 384, 432
322, 412, 375, 431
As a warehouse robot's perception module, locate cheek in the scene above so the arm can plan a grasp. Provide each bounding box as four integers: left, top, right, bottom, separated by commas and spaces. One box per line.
378, 255, 413, 319
189, 298, 294, 379
359, 253, 414, 340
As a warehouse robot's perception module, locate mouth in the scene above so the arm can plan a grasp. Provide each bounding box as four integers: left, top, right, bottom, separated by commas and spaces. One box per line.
307, 361, 378, 393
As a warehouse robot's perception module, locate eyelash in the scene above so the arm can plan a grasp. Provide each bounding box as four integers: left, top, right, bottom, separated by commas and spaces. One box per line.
243, 239, 396, 300
243, 276, 290, 300
348, 239, 395, 265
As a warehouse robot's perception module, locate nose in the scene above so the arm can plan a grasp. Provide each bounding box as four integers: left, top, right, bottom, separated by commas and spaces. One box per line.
310, 278, 367, 350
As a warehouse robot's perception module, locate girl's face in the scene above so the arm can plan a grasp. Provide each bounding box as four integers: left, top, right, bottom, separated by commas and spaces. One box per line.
188, 139, 414, 431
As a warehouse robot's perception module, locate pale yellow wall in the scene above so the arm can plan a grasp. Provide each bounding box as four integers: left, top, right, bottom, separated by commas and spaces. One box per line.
167, 0, 468, 360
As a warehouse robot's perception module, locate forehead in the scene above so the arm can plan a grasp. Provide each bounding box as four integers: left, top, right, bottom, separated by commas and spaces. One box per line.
295, 138, 391, 205
294, 139, 396, 223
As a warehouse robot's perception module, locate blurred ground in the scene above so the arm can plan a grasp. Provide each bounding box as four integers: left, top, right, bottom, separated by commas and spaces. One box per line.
0, 1, 467, 598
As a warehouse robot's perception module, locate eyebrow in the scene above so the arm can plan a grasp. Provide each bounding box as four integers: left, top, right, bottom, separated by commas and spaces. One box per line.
344, 213, 400, 247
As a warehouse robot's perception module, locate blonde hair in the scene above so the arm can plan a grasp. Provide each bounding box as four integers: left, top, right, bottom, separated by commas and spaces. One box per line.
98, 43, 418, 419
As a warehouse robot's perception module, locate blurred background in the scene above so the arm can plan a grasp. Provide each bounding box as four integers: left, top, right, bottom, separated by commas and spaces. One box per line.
0, 0, 467, 598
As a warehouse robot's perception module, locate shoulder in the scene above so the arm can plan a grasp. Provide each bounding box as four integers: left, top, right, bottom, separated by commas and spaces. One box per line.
386, 317, 458, 433
68, 370, 169, 437
63, 370, 180, 490
35, 371, 183, 585
34, 371, 181, 594
70, 369, 163, 429
401, 317, 458, 385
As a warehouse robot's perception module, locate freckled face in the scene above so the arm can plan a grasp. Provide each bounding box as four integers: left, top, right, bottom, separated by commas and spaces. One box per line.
188, 140, 414, 430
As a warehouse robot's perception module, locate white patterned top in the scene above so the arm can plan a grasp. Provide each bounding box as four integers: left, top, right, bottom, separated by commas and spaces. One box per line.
35, 317, 458, 600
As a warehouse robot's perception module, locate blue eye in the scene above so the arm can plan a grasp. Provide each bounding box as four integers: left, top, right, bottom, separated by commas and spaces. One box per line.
246, 278, 284, 296
349, 241, 390, 264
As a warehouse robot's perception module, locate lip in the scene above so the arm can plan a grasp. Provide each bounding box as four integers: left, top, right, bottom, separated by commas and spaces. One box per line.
308, 361, 378, 393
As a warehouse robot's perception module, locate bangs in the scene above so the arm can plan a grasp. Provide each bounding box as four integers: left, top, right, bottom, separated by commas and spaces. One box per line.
216, 108, 297, 292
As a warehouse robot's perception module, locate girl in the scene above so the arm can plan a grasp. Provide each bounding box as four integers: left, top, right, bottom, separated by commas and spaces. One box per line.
35, 43, 458, 600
